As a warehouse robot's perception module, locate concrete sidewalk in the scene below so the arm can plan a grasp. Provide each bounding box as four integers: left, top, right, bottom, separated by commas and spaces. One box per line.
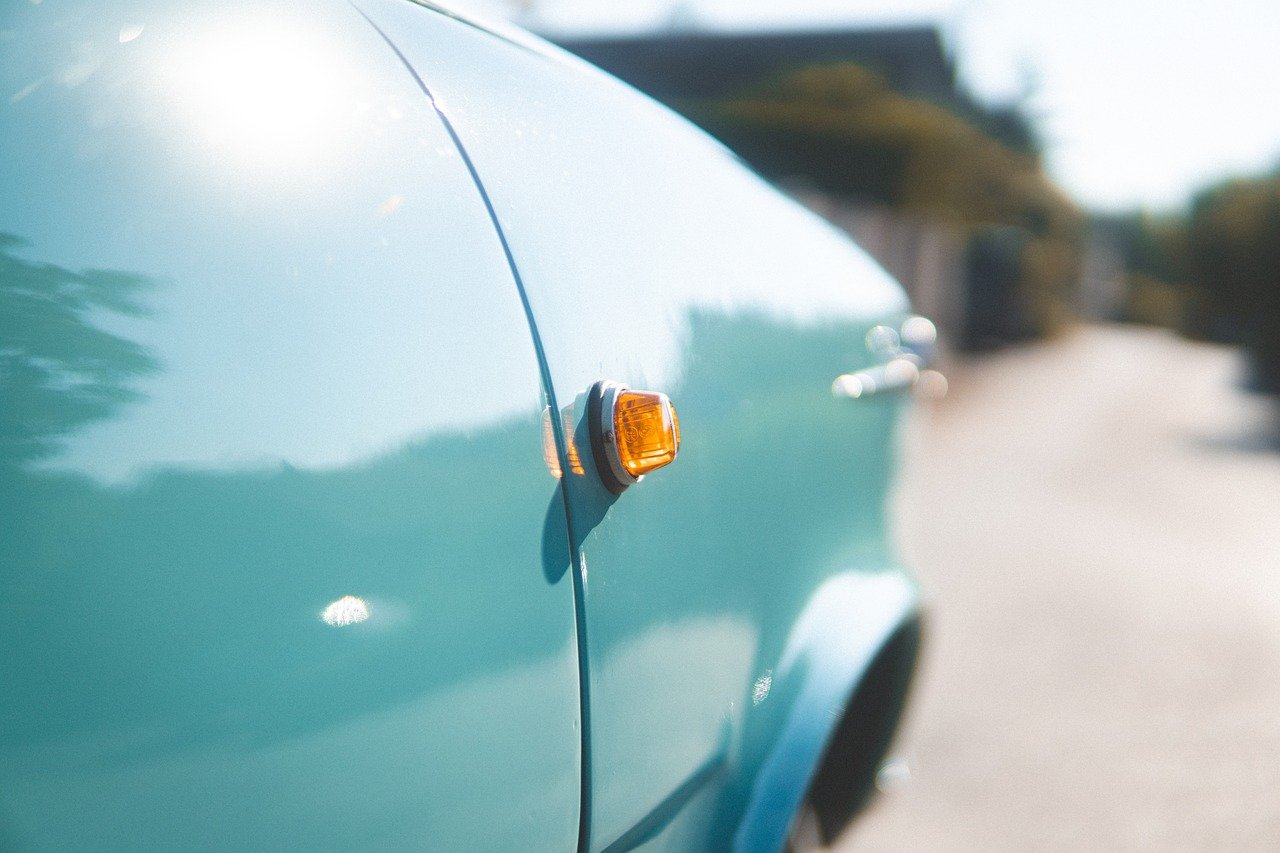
842, 325, 1280, 852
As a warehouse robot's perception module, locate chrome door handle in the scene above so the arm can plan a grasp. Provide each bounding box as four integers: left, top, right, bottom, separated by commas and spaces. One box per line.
832, 357, 920, 399
833, 315, 945, 399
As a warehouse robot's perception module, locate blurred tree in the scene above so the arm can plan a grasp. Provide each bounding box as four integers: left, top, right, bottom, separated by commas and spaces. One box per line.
1103, 169, 1280, 396
1095, 211, 1190, 329
1185, 174, 1280, 391
0, 233, 159, 465
686, 63, 1082, 347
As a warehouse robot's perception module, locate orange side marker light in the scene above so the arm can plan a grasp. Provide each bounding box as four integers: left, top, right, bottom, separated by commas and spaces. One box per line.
588, 381, 680, 493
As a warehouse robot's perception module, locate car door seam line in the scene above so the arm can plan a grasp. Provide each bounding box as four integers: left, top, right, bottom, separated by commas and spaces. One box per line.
348, 5, 594, 850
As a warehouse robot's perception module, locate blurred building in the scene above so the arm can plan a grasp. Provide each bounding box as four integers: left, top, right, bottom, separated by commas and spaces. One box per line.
552, 25, 1075, 348
557, 26, 958, 105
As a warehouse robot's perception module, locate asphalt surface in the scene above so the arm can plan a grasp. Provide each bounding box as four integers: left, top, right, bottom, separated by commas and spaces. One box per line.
840, 324, 1280, 852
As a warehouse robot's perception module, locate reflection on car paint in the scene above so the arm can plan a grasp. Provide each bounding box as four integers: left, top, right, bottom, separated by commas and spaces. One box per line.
2, 0, 923, 848
0, 0, 582, 848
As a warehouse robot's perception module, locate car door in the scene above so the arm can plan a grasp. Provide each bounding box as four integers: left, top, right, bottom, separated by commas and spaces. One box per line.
356, 3, 914, 849
0, 0, 579, 848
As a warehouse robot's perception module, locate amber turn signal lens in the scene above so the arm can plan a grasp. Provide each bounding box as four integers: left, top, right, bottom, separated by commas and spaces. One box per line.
613, 390, 680, 478
587, 381, 681, 493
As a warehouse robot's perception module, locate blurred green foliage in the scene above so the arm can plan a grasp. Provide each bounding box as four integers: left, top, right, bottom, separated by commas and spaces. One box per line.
1186, 174, 1280, 391
0, 233, 159, 465
1109, 171, 1280, 394
683, 62, 1083, 348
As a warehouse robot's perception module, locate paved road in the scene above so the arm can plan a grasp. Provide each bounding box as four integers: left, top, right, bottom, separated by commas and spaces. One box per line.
841, 325, 1280, 852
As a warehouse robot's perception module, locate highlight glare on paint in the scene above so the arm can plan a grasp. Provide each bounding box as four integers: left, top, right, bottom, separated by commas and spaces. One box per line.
322, 595, 369, 627
752, 671, 773, 705
163, 14, 361, 166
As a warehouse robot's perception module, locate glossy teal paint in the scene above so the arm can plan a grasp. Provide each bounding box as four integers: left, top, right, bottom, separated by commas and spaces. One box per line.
356, 4, 919, 849
0, 1, 581, 848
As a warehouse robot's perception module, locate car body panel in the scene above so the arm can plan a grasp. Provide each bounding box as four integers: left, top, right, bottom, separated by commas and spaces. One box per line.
0, 1, 580, 848
356, 3, 917, 848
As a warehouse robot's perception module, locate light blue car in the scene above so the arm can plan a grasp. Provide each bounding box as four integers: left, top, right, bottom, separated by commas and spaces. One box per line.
0, 1, 923, 849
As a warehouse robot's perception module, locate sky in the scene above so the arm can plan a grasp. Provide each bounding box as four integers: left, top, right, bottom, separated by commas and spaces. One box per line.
466, 0, 1280, 213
